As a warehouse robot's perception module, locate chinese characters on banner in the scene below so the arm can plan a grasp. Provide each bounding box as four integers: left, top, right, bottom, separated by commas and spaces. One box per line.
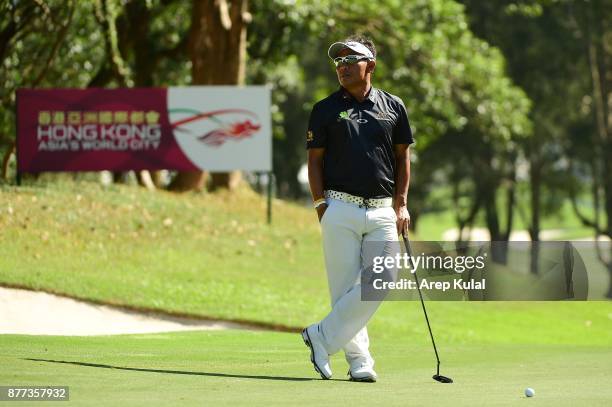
17, 87, 271, 172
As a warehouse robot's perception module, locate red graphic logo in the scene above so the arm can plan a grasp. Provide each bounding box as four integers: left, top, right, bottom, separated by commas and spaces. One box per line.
170, 108, 261, 147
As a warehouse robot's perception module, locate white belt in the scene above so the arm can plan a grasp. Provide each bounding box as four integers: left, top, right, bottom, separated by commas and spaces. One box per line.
324, 190, 393, 209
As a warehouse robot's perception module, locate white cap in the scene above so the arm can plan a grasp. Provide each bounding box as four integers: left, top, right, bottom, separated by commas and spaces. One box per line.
328, 41, 374, 60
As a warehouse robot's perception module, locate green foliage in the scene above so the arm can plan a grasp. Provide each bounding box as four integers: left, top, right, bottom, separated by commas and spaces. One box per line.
0, 1, 105, 155
332, 0, 531, 146
1, 0, 531, 166
460, 0, 609, 238
0, 0, 193, 156
115, 0, 192, 86
247, 0, 531, 199
6, 0, 599, 241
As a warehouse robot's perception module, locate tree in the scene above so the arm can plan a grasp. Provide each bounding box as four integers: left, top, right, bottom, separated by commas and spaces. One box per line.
561, 0, 612, 296
460, 0, 583, 246
247, 0, 532, 226
1, 0, 98, 180
317, 0, 531, 252
461, 0, 611, 286
167, 0, 250, 191
110, 0, 190, 188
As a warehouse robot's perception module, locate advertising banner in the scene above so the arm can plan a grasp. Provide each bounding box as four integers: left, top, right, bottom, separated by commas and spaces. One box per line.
16, 87, 271, 172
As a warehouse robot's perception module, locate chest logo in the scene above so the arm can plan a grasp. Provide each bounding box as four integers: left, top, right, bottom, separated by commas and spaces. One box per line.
337, 111, 368, 124
306, 130, 314, 142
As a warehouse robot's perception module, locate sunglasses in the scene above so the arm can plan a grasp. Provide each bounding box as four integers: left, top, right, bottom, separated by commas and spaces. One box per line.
333, 55, 371, 67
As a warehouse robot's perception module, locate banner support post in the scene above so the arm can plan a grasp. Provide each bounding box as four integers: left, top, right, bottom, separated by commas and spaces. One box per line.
15, 91, 20, 186
267, 171, 273, 225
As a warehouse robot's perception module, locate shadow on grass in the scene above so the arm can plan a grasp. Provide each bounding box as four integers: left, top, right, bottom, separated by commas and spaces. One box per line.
23, 358, 317, 382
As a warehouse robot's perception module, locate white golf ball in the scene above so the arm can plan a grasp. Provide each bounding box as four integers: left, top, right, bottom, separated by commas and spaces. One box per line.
525, 388, 535, 397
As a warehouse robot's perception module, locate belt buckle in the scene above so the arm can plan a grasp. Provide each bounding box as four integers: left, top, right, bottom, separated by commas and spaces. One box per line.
362, 198, 371, 209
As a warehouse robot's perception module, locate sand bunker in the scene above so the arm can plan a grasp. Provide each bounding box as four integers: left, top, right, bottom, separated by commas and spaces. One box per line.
0, 286, 253, 336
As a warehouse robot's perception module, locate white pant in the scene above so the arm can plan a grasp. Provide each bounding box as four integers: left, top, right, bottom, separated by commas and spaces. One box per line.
317, 198, 399, 364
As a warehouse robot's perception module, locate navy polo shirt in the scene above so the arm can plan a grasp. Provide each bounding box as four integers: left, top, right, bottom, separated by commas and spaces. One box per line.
306, 87, 415, 199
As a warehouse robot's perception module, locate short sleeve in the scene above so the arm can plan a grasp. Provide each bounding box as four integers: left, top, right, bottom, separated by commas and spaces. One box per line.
393, 98, 415, 146
306, 103, 327, 149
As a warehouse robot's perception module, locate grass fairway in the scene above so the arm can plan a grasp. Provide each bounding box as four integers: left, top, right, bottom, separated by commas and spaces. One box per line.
2, 180, 612, 405
1, 331, 611, 406
0, 180, 330, 327
2, 180, 610, 328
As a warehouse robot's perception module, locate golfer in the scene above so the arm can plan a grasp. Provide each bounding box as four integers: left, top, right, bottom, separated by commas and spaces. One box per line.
301, 35, 414, 382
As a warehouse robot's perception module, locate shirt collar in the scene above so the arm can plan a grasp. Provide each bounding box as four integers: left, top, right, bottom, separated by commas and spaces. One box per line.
338, 86, 378, 104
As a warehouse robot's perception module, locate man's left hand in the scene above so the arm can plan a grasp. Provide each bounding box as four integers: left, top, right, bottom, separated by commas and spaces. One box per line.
395, 204, 410, 236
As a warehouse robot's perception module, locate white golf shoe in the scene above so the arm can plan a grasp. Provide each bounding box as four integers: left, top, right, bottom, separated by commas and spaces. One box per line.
301, 324, 332, 379
348, 361, 377, 382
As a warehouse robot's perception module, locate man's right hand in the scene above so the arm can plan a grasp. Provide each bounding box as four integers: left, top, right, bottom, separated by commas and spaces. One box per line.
316, 203, 328, 223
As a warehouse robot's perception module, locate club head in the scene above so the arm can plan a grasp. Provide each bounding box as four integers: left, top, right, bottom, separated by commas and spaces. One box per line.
433, 374, 453, 383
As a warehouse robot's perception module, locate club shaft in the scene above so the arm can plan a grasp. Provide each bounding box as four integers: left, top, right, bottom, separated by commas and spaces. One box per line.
402, 234, 441, 376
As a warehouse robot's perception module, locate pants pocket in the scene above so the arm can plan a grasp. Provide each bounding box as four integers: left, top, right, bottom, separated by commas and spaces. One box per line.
320, 200, 333, 225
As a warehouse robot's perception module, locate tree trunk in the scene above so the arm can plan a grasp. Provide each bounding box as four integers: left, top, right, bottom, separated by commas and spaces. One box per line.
1, 141, 15, 180
529, 158, 541, 274
170, 0, 249, 192
484, 189, 500, 241
168, 170, 208, 192
502, 166, 516, 241
479, 152, 508, 263
607, 261, 612, 299
150, 171, 165, 189
125, 0, 159, 189
136, 170, 156, 190
112, 171, 129, 184
209, 172, 242, 191
584, 1, 612, 295
529, 157, 541, 242
486, 197, 507, 264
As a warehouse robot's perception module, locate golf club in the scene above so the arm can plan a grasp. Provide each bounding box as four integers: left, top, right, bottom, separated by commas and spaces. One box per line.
401, 230, 453, 384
